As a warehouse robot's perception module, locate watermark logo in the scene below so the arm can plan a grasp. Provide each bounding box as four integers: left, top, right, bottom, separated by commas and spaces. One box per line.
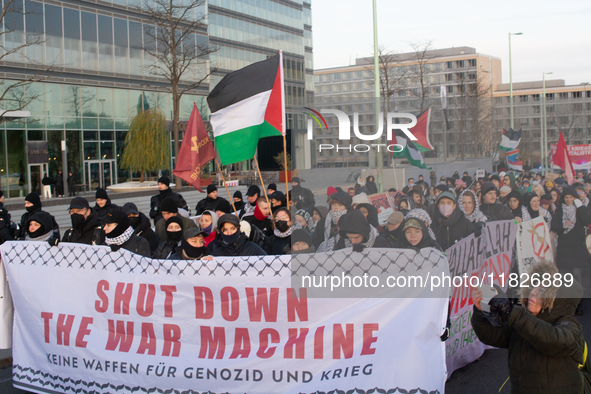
304, 108, 417, 153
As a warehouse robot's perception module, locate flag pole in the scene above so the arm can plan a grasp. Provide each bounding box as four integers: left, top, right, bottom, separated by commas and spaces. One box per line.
278, 50, 290, 207
282, 135, 290, 206
253, 155, 274, 222
214, 157, 238, 215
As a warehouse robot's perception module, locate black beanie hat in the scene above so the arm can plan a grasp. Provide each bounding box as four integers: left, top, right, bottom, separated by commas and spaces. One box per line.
233, 190, 243, 200
246, 185, 260, 197
103, 211, 130, 238
95, 188, 109, 200
25, 192, 42, 207
215, 199, 232, 214
207, 184, 217, 195
165, 215, 184, 231
435, 184, 448, 193
158, 176, 170, 187
329, 191, 353, 208
481, 182, 497, 201
217, 213, 240, 231
160, 197, 178, 214
268, 183, 277, 192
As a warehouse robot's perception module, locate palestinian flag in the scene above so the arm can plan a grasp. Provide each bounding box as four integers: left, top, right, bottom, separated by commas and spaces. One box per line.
390, 129, 430, 169
499, 128, 521, 151
207, 52, 285, 165
409, 108, 434, 152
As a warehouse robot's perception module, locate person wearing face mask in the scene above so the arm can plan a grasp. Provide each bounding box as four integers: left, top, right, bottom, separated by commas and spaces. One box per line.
62, 197, 104, 245
269, 190, 287, 213
149, 176, 189, 226
551, 187, 591, 314
471, 261, 585, 394
264, 208, 295, 255
521, 192, 552, 223
313, 191, 352, 247
355, 203, 383, 233
242, 197, 273, 236
480, 182, 514, 222
170, 228, 208, 260
377, 211, 404, 247
430, 192, 473, 250
210, 214, 266, 257
458, 189, 487, 236
334, 210, 389, 252
101, 211, 151, 257
122, 203, 159, 254
198, 210, 218, 246
24, 211, 55, 242
154, 197, 198, 242
397, 196, 415, 216
394, 218, 440, 251
15, 192, 59, 240
290, 177, 315, 210
93, 188, 120, 220
153, 216, 185, 259
233, 191, 245, 213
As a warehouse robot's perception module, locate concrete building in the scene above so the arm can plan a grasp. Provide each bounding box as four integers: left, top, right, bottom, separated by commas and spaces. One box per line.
0, 0, 313, 199
313, 47, 501, 167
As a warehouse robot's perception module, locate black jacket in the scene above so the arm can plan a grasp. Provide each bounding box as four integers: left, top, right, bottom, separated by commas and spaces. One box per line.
377, 227, 401, 247
264, 233, 291, 255
149, 188, 189, 224
334, 210, 389, 251
16, 207, 59, 240
394, 220, 441, 251
195, 196, 228, 215
242, 214, 273, 236
480, 202, 514, 222
62, 215, 104, 245
431, 207, 473, 251
210, 233, 267, 257
551, 203, 591, 269
116, 234, 151, 258
153, 240, 182, 259
290, 185, 315, 210
131, 212, 160, 253
93, 199, 120, 220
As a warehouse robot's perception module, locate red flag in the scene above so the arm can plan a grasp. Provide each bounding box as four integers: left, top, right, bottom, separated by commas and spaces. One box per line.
552, 130, 575, 185
173, 104, 215, 192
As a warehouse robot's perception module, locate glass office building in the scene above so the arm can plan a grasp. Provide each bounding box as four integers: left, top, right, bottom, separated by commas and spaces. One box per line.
0, 0, 313, 198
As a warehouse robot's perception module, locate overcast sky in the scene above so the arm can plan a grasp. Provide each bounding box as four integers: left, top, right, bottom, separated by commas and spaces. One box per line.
312, 0, 591, 87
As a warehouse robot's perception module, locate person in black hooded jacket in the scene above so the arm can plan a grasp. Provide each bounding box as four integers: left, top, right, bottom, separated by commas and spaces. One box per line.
377, 211, 404, 247
153, 216, 184, 259
196, 184, 230, 215
102, 211, 151, 257
93, 188, 120, 220
170, 228, 208, 260
24, 211, 55, 242
291, 229, 316, 254
430, 191, 473, 250
290, 177, 315, 210
149, 176, 189, 225
356, 203, 383, 233
365, 175, 378, 195
313, 191, 352, 248
264, 208, 293, 255
233, 191, 245, 212
15, 192, 59, 240
506, 190, 525, 222
480, 182, 514, 221
334, 210, 389, 251
394, 218, 441, 251
209, 214, 266, 257
62, 197, 104, 245
122, 202, 159, 253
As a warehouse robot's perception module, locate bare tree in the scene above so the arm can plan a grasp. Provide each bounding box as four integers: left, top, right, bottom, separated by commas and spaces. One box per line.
0, 0, 52, 123
135, 0, 217, 190
409, 40, 435, 114
553, 103, 585, 145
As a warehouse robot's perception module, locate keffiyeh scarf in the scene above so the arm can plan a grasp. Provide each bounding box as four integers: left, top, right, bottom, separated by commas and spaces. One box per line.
105, 226, 134, 246
562, 204, 577, 234
405, 209, 437, 241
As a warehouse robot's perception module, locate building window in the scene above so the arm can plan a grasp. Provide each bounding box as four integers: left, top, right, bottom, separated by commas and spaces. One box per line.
445, 74, 453, 82
445, 61, 453, 70
455, 60, 465, 68
546, 93, 555, 100
559, 92, 568, 99
468, 59, 476, 67
519, 95, 528, 103
572, 91, 582, 99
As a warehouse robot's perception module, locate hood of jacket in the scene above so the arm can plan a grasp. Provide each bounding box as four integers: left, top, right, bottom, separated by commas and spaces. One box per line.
25, 211, 54, 237
338, 210, 370, 241
394, 218, 438, 250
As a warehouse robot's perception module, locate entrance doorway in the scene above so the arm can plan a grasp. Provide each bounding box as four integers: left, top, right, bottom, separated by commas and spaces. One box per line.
85, 160, 116, 191
28, 163, 48, 196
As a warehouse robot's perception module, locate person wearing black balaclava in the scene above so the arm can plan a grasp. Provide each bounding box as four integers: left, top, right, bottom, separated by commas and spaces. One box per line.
149, 176, 189, 226
153, 216, 184, 259
24, 211, 54, 242
122, 202, 159, 253
233, 191, 244, 213
15, 192, 59, 240
101, 211, 150, 257
154, 197, 197, 242
264, 208, 294, 255
290, 177, 315, 210
170, 228, 208, 260
209, 214, 266, 257
62, 197, 104, 245
93, 188, 120, 220
196, 184, 230, 215
269, 191, 287, 213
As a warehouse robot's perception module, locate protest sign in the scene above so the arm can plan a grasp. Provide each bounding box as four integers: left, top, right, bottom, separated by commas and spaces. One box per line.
545, 173, 559, 183
445, 220, 517, 376
368, 192, 394, 225
516, 216, 553, 274
1, 242, 448, 394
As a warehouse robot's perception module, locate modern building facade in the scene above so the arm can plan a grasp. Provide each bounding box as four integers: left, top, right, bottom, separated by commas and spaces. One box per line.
0, 0, 313, 198
493, 80, 591, 167
313, 47, 501, 167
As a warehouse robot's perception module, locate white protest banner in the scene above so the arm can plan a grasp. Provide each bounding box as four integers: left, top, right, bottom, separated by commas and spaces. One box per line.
1, 242, 448, 394
368, 192, 394, 225
444, 220, 517, 375
516, 216, 553, 274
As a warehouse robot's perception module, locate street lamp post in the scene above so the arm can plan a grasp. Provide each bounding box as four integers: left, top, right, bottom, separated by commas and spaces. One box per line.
372, 0, 382, 191
542, 72, 553, 174
508, 32, 523, 130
